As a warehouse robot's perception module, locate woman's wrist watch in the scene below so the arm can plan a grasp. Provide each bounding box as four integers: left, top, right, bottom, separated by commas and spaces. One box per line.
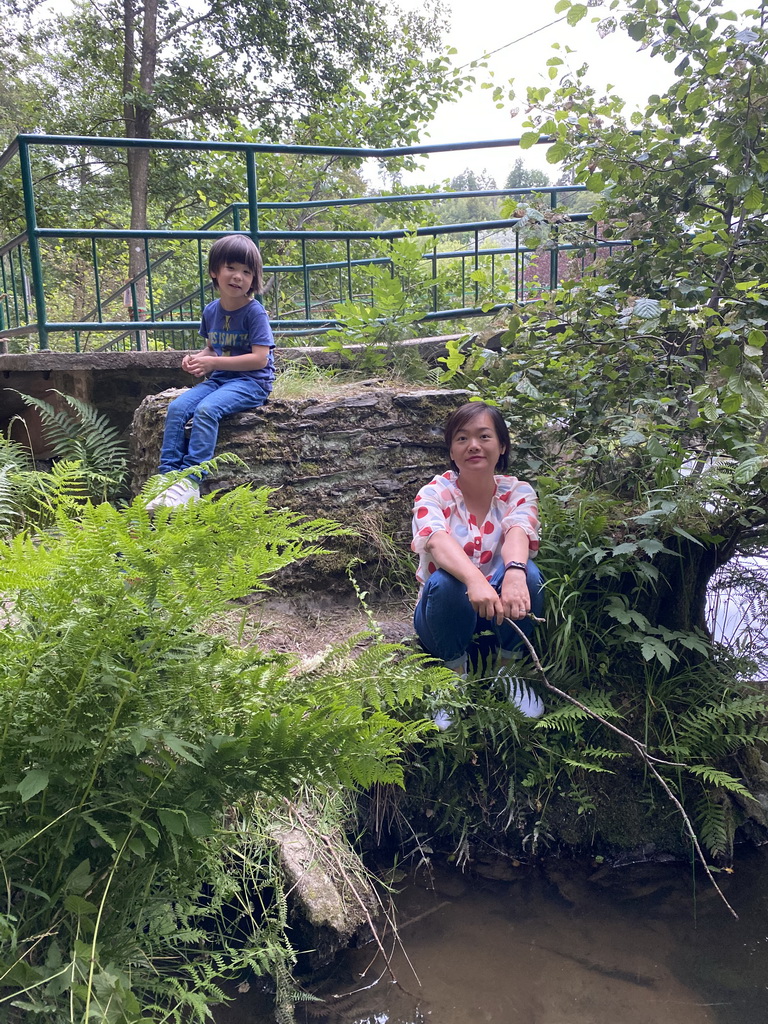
504, 559, 527, 573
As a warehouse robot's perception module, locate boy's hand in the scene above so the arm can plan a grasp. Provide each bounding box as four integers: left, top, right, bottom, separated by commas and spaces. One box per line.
183, 352, 217, 377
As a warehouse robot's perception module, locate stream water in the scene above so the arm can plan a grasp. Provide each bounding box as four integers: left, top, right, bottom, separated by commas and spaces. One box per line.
218, 844, 768, 1024
215, 558, 768, 1024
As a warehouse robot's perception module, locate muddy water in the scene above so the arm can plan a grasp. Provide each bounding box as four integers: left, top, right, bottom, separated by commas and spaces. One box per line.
218, 846, 768, 1024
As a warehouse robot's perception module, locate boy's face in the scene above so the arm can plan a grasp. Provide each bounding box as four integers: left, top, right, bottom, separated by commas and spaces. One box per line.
211, 260, 255, 308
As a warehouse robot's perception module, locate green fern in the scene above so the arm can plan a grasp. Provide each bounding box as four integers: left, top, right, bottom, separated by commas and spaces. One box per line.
694, 792, 733, 859
0, 484, 436, 1023
10, 388, 128, 500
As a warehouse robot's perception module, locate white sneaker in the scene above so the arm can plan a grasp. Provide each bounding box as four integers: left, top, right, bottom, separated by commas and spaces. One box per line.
496, 668, 544, 719
432, 708, 455, 731
146, 478, 200, 510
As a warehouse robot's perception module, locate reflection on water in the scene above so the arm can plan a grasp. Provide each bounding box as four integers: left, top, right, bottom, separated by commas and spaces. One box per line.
217, 845, 768, 1024
708, 555, 768, 676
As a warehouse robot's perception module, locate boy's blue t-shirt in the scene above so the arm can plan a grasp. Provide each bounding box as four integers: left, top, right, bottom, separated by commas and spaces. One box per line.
200, 298, 275, 387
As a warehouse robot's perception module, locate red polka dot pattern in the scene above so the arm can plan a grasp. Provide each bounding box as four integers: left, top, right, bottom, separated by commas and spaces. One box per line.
411, 471, 540, 587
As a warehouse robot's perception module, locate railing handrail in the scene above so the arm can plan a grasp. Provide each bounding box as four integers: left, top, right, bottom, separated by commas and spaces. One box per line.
1, 132, 554, 166
32, 212, 589, 243
0, 132, 611, 352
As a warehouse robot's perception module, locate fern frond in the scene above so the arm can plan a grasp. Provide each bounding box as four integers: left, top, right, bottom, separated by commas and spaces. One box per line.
694, 793, 732, 859
10, 389, 128, 500
686, 764, 752, 797
561, 756, 615, 774
535, 693, 623, 732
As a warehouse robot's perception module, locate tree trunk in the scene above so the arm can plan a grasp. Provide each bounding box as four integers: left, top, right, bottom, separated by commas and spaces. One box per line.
122, 0, 158, 350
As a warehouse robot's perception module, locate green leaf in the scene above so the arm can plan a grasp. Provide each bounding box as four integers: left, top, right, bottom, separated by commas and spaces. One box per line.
610, 542, 639, 556
185, 811, 214, 837
17, 769, 49, 802
63, 894, 99, 916
158, 808, 186, 835
546, 141, 569, 164
161, 732, 203, 766
627, 20, 647, 40
566, 4, 588, 26
620, 429, 646, 446
519, 131, 541, 150
743, 183, 763, 211
127, 837, 146, 858
733, 456, 765, 484
65, 859, 93, 895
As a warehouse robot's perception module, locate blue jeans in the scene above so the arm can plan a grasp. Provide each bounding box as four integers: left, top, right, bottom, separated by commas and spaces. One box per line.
413, 561, 544, 671
158, 376, 270, 479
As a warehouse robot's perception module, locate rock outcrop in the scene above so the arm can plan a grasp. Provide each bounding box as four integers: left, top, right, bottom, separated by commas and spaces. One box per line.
130, 383, 468, 590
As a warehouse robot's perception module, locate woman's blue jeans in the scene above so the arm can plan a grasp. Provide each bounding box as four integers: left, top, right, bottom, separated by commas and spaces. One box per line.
413, 561, 544, 671
158, 376, 270, 479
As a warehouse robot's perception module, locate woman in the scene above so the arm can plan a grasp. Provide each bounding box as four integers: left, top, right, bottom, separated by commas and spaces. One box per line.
411, 401, 545, 725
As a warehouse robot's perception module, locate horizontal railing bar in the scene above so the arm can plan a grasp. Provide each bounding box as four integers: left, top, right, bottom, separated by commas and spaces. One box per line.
0, 232, 28, 258
247, 185, 588, 211
4, 132, 554, 164
0, 139, 19, 173
40, 320, 200, 332
0, 324, 38, 338
34, 214, 591, 243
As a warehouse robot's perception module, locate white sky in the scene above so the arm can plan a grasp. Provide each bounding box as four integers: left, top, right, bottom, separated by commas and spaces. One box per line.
397, 0, 677, 187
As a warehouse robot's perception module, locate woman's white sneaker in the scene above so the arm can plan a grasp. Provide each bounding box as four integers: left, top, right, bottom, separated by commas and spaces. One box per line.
495, 668, 545, 719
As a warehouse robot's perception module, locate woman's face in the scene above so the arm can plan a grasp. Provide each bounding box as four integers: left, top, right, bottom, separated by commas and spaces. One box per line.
449, 412, 506, 475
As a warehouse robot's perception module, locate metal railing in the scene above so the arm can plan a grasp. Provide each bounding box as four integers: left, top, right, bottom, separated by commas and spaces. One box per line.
0, 133, 623, 352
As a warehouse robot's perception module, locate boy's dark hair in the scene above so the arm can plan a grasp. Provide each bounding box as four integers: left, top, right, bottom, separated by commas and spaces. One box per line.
208, 234, 263, 296
444, 401, 511, 473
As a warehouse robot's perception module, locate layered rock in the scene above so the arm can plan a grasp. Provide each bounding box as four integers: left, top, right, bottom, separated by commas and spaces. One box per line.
130, 383, 468, 590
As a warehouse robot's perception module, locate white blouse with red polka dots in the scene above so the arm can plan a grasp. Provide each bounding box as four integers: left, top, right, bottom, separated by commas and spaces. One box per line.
411, 470, 540, 592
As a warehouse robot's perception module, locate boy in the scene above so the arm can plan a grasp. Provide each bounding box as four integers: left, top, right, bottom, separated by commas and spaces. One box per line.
147, 234, 275, 508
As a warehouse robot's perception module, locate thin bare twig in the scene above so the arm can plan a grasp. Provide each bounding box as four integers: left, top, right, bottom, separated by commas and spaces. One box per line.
506, 617, 739, 920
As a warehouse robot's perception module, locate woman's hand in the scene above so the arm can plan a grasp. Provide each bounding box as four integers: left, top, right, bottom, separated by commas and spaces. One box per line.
501, 569, 531, 622
466, 577, 505, 623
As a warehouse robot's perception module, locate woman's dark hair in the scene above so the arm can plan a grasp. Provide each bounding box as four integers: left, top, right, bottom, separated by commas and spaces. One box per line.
444, 401, 510, 473
208, 234, 263, 295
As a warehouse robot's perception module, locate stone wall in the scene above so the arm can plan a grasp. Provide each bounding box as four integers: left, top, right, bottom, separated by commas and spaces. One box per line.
0, 337, 457, 458
130, 384, 469, 592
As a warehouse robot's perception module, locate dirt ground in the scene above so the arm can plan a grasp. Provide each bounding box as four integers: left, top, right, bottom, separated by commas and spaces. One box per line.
210, 591, 417, 666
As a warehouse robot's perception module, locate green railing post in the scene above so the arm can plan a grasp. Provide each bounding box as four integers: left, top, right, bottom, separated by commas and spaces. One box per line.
245, 148, 262, 301
130, 281, 141, 350
549, 189, 558, 291
144, 238, 155, 322
91, 238, 103, 321
301, 238, 311, 320
18, 138, 49, 348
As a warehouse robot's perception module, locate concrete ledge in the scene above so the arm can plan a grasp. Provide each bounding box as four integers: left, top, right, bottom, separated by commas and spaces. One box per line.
0, 335, 464, 455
